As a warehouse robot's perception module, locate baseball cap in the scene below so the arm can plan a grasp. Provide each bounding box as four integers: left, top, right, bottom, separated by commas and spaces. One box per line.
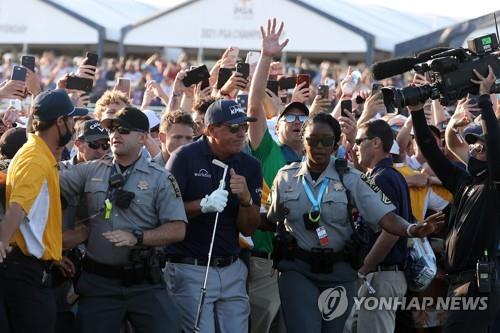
278, 102, 309, 121
463, 124, 484, 144
101, 106, 149, 133
76, 120, 109, 142
205, 99, 256, 126
0, 127, 27, 159
33, 89, 88, 121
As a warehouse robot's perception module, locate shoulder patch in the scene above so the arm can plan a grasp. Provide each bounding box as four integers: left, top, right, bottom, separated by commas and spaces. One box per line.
168, 174, 181, 198
381, 192, 392, 205
360, 173, 381, 193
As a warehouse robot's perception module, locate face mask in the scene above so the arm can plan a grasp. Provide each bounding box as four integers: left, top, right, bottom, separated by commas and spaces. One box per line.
57, 119, 73, 147
467, 157, 488, 178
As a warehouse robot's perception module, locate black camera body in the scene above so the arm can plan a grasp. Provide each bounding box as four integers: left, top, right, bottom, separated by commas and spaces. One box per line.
382, 33, 500, 109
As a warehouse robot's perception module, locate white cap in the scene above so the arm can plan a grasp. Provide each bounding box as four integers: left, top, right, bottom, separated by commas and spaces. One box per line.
143, 109, 160, 129
390, 140, 400, 155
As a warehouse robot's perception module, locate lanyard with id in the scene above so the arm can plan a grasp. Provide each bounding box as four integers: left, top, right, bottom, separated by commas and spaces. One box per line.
302, 176, 330, 247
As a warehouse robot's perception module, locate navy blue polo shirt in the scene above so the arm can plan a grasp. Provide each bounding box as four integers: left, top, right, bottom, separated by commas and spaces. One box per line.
368, 157, 410, 266
166, 136, 262, 258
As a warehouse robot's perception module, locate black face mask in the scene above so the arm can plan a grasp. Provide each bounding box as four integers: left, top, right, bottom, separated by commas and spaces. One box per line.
467, 157, 488, 178
57, 119, 73, 147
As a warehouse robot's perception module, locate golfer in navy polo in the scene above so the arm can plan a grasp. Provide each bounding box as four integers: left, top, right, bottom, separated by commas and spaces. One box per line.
165, 99, 262, 333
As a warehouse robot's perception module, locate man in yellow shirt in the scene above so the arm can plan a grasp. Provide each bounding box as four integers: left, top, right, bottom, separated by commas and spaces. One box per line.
0, 89, 87, 333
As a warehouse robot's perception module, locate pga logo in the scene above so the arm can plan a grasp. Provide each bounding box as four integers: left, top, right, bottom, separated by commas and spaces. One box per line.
229, 105, 244, 116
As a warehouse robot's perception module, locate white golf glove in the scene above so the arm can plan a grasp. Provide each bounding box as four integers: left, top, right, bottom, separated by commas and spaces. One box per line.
200, 188, 229, 213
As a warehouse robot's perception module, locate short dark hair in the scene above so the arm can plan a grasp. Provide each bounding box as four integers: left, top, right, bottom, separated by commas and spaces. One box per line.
300, 112, 342, 146
360, 119, 394, 153
160, 110, 195, 133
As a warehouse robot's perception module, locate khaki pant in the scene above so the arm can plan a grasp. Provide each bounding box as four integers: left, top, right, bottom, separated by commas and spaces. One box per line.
248, 257, 281, 333
354, 271, 407, 333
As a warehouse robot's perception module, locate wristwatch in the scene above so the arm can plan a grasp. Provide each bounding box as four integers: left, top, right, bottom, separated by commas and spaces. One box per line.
132, 229, 144, 246
240, 197, 253, 208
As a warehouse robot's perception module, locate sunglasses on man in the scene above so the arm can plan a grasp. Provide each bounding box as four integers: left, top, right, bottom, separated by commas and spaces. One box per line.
107, 126, 145, 135
281, 114, 308, 123
305, 136, 335, 147
87, 141, 110, 150
219, 123, 249, 134
354, 137, 374, 146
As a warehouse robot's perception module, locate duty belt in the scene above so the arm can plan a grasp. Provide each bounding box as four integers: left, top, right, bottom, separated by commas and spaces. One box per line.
83, 256, 125, 280
294, 248, 345, 264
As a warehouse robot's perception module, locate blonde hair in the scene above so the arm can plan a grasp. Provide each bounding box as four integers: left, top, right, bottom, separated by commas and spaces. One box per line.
94, 90, 129, 120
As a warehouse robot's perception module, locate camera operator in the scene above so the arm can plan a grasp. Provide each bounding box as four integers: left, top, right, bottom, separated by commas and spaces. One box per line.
408, 66, 500, 333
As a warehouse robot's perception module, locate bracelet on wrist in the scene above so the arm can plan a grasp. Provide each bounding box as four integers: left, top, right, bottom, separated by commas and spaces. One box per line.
406, 224, 415, 238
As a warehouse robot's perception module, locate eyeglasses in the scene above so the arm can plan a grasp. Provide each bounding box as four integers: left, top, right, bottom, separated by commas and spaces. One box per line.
354, 137, 374, 146
469, 142, 486, 154
305, 136, 335, 147
221, 123, 249, 134
282, 114, 308, 123
87, 141, 110, 150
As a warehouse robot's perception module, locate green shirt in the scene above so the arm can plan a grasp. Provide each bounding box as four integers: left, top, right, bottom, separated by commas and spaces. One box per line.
251, 130, 297, 253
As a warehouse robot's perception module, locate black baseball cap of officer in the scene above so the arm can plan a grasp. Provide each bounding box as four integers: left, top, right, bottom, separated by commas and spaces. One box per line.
101, 106, 149, 133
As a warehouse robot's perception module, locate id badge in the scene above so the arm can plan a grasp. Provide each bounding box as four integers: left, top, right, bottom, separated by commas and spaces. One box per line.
316, 226, 329, 247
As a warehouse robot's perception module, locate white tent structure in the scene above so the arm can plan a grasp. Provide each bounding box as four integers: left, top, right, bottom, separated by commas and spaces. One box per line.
0, 0, 105, 55
121, 0, 456, 64
0, 0, 164, 56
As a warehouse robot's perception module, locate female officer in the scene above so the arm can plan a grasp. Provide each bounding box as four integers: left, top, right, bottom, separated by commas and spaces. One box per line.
267, 113, 441, 333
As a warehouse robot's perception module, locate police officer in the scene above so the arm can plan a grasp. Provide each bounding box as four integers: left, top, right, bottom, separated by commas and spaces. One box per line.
54, 119, 110, 333
59, 106, 187, 333
267, 113, 444, 333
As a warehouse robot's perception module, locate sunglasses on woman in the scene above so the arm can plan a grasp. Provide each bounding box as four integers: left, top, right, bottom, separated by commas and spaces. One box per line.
305, 136, 335, 147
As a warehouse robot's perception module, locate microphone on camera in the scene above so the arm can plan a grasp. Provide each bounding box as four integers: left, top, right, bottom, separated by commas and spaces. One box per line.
371, 57, 418, 80
371, 47, 453, 80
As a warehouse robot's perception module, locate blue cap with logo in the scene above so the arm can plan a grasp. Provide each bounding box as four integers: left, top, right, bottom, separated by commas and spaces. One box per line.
204, 99, 256, 126
33, 89, 88, 121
